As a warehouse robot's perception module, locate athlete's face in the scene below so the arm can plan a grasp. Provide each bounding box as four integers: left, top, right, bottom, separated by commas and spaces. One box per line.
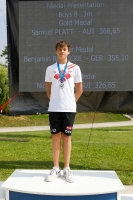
55, 45, 70, 63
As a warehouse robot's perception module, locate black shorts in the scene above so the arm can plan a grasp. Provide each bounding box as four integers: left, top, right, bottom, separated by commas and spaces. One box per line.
49, 112, 76, 136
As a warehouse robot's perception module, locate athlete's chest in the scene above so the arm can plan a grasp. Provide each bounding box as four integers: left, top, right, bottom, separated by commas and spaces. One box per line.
52, 63, 76, 81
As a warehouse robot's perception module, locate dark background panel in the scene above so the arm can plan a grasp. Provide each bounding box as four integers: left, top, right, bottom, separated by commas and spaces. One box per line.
7, 0, 133, 114
19, 0, 133, 92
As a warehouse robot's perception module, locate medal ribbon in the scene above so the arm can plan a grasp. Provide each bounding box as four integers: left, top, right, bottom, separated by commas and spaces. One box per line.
57, 62, 68, 83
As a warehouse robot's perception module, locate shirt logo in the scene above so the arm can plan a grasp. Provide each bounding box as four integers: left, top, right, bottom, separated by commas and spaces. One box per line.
54, 70, 71, 83
53, 64, 76, 82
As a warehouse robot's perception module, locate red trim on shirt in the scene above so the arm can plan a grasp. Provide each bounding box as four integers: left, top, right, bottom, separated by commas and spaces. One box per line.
67, 64, 76, 70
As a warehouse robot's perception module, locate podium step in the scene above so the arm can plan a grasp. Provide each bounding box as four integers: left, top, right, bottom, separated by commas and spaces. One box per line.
120, 194, 133, 200
2, 170, 125, 200
0, 182, 5, 200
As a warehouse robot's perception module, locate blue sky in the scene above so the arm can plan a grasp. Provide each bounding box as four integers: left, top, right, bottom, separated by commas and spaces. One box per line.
0, 0, 7, 64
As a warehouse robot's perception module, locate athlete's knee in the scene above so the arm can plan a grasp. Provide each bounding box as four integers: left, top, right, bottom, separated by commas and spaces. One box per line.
52, 132, 61, 141
61, 132, 71, 141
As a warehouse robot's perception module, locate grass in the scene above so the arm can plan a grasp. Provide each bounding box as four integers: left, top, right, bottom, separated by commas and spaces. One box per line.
0, 112, 129, 127
0, 113, 132, 184
0, 126, 133, 184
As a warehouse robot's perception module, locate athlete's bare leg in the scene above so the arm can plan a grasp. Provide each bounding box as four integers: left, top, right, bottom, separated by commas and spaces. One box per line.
61, 132, 71, 168
52, 132, 61, 168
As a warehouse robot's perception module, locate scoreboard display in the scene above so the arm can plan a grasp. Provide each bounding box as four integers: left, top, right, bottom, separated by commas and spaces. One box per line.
19, 0, 133, 92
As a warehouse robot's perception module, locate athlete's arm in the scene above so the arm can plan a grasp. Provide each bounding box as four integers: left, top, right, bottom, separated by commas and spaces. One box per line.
74, 82, 83, 102
46, 82, 52, 99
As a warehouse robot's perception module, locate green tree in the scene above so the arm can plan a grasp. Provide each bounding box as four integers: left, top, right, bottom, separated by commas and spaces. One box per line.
0, 64, 9, 113
0, 46, 8, 65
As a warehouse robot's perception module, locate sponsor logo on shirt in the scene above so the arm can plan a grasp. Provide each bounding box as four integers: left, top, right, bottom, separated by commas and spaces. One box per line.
54, 70, 71, 83
53, 64, 76, 82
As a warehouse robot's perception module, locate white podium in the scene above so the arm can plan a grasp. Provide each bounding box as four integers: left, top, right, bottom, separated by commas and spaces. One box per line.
2, 170, 125, 200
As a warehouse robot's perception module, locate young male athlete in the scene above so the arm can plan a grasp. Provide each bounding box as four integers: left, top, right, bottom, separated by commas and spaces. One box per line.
45, 40, 82, 183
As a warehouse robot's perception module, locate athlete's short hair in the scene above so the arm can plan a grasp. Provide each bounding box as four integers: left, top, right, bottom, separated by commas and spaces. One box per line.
55, 40, 70, 51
